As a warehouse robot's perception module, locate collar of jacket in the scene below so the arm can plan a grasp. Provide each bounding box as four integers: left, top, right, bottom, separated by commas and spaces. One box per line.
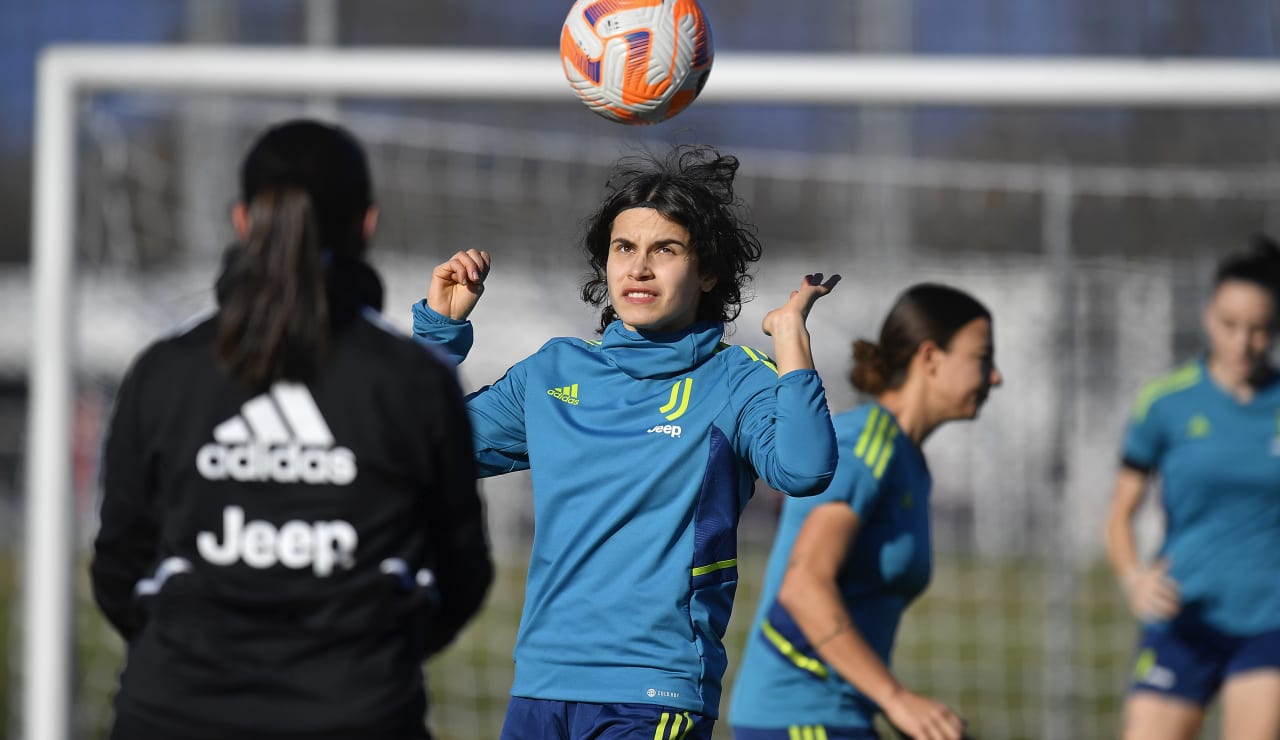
600, 319, 725, 380
214, 245, 385, 325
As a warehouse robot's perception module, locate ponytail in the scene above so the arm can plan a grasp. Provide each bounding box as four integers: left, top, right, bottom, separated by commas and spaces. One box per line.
850, 339, 890, 395
216, 187, 329, 389
851, 283, 991, 396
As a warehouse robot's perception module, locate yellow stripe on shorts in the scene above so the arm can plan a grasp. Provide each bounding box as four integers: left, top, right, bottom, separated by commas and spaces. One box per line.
655, 711, 694, 740
787, 726, 827, 740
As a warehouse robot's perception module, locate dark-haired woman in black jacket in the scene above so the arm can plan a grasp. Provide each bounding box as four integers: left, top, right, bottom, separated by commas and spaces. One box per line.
91, 119, 492, 740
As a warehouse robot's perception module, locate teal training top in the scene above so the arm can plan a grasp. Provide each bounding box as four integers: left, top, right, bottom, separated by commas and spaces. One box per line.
412, 302, 837, 716
730, 403, 932, 729
1122, 358, 1280, 637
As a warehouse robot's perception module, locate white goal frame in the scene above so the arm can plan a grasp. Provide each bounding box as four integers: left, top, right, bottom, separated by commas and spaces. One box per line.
26, 44, 1280, 740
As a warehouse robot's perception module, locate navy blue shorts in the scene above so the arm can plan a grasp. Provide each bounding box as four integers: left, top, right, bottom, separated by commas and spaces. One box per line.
500, 697, 715, 740
1130, 625, 1280, 705
732, 725, 877, 740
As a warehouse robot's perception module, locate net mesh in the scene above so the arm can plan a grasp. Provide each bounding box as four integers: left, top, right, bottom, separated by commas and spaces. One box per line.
7, 93, 1280, 739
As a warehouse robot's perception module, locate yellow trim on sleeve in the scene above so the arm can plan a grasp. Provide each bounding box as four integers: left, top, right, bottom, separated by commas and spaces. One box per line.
1132, 363, 1201, 422
691, 558, 737, 577
761, 618, 829, 679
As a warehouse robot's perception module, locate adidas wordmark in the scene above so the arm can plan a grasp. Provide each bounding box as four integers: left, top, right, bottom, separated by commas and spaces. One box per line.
196, 382, 357, 485
547, 383, 580, 405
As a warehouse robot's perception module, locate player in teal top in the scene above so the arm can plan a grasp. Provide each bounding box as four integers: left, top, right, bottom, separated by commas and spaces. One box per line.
1105, 235, 1280, 740
414, 146, 841, 739
730, 283, 1001, 740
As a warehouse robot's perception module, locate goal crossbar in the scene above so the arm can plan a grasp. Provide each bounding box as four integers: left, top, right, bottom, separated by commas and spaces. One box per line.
25, 44, 1280, 740
38, 45, 1280, 103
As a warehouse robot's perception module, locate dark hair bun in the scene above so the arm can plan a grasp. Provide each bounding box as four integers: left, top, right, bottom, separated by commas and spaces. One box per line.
850, 339, 889, 395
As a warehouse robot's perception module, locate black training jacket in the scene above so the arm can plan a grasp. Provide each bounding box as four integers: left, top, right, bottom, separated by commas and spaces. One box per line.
91, 257, 492, 740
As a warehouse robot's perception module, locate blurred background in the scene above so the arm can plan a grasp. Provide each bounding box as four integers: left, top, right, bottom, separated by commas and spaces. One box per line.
3, 1, 1280, 738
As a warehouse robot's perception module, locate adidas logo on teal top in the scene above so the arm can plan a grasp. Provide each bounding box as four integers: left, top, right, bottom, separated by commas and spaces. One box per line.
548, 384, 580, 405
1186, 414, 1211, 439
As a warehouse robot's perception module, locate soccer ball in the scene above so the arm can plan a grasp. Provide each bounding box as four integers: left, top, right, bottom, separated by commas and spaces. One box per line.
560, 0, 714, 125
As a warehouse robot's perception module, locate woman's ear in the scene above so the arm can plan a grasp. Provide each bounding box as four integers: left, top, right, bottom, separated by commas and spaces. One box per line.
362, 206, 379, 240
231, 202, 250, 241
917, 339, 942, 377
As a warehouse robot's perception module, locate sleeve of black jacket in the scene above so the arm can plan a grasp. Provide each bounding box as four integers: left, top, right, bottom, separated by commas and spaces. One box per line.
90, 350, 161, 641
418, 358, 493, 659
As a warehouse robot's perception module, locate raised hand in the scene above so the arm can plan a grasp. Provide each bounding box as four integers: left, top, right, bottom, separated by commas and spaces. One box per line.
762, 272, 841, 338
1123, 559, 1181, 621
760, 272, 841, 376
427, 249, 492, 321
883, 687, 967, 740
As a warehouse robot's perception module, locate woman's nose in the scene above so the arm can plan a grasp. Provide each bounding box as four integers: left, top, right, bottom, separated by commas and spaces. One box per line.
627, 253, 653, 277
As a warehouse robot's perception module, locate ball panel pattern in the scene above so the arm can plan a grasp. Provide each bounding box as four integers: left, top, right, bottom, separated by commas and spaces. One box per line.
561, 0, 713, 124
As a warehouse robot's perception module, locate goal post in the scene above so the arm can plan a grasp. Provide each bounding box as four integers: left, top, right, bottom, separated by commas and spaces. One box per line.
25, 44, 1280, 740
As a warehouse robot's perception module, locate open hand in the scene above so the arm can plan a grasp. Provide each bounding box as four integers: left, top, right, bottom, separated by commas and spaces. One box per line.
883, 687, 967, 740
1123, 559, 1180, 622
427, 249, 491, 321
762, 272, 841, 337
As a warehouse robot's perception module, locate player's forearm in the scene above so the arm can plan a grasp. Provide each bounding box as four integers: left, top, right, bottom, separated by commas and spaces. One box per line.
1105, 511, 1142, 587
767, 313, 815, 374
780, 571, 903, 708
1104, 469, 1147, 586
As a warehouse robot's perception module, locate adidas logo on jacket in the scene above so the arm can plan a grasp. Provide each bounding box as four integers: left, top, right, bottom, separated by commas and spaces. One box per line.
196, 381, 356, 485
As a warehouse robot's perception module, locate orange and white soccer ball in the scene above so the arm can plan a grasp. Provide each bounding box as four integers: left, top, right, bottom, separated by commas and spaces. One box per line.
560, 0, 714, 125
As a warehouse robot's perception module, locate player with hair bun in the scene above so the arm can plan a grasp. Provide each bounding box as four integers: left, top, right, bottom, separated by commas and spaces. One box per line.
731, 283, 1001, 740
414, 144, 840, 740
1105, 235, 1280, 740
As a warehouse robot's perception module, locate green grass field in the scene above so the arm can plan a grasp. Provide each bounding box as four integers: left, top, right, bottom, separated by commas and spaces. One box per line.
0, 550, 1219, 740
426, 554, 1140, 740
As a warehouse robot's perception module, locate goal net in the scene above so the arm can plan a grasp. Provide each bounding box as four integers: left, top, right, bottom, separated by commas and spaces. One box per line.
13, 47, 1280, 740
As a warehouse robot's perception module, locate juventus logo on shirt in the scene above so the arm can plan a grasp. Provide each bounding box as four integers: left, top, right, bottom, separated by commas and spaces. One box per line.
196, 382, 357, 485
660, 378, 693, 421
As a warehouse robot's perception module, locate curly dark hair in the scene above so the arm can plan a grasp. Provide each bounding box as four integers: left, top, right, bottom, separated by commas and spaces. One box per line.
579, 145, 764, 333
